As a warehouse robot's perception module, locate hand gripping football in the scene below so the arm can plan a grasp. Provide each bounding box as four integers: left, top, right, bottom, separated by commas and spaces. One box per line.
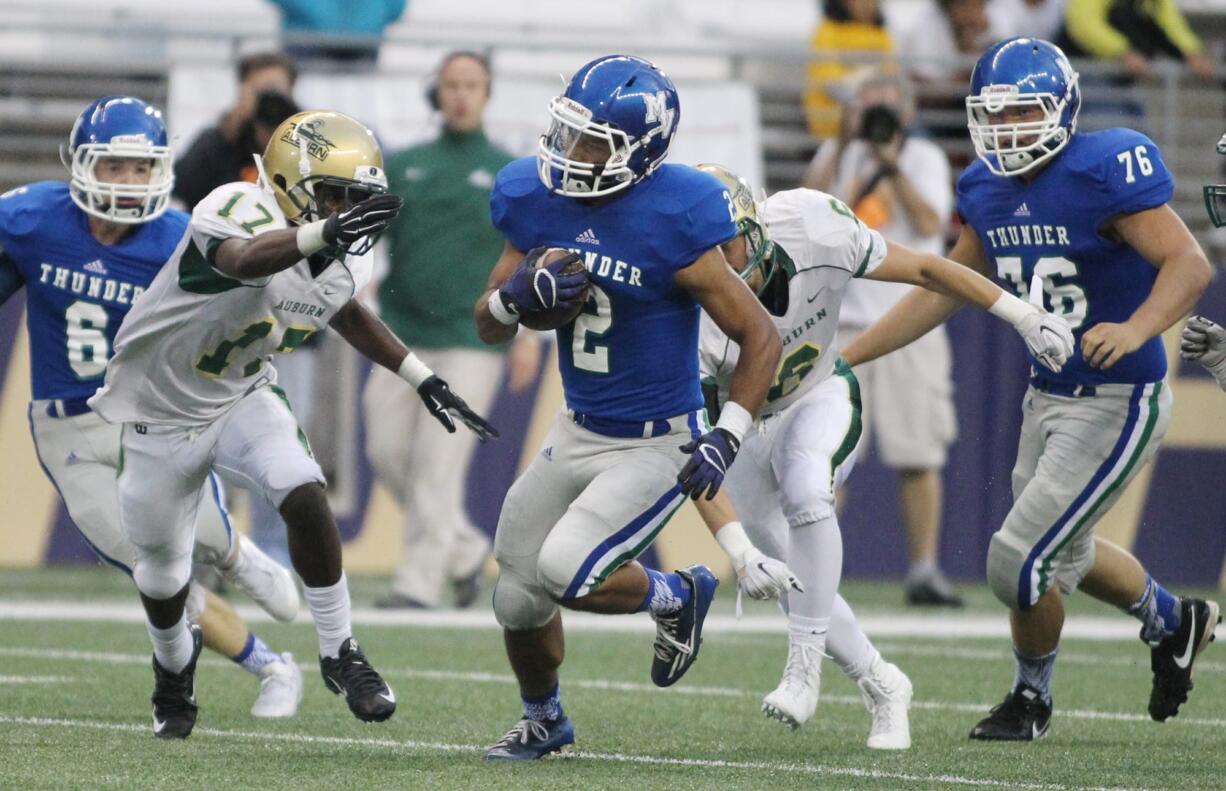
519, 248, 591, 331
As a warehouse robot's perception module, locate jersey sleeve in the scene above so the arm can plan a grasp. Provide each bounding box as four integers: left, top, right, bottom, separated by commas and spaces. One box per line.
665, 172, 739, 269
1082, 130, 1174, 226
697, 312, 732, 382
791, 190, 886, 278
190, 182, 288, 285
489, 157, 541, 253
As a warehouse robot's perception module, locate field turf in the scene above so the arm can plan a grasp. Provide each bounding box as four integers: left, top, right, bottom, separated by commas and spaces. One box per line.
0, 568, 1222, 790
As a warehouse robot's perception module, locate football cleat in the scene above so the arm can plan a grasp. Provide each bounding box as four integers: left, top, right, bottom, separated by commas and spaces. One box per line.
319, 638, 396, 723
251, 653, 303, 719
969, 684, 1052, 741
484, 716, 575, 760
220, 538, 300, 622
858, 658, 913, 750
374, 591, 430, 610
905, 574, 964, 608
453, 557, 488, 609
1148, 597, 1220, 722
650, 565, 719, 687
762, 640, 823, 729
151, 624, 203, 739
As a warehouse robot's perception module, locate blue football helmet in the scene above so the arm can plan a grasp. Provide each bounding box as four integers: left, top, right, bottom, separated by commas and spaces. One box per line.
966, 38, 1081, 177
537, 55, 679, 197
65, 95, 173, 223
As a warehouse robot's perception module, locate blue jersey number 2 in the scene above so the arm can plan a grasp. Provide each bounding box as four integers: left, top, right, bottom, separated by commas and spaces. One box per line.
571, 284, 611, 373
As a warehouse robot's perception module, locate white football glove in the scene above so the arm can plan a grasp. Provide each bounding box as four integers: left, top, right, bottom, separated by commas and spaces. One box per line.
1181, 315, 1226, 390
1016, 308, 1075, 374
737, 547, 804, 601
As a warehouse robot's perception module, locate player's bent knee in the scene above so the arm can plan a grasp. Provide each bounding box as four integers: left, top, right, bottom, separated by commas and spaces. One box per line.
492, 573, 558, 631
535, 537, 585, 601
986, 531, 1031, 609
133, 553, 192, 600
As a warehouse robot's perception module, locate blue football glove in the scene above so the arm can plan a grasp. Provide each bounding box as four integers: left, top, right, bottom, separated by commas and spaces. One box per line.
497, 247, 588, 317
677, 428, 740, 501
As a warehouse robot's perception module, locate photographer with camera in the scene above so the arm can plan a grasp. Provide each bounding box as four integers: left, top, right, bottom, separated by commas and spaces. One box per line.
803, 66, 962, 608
173, 52, 301, 210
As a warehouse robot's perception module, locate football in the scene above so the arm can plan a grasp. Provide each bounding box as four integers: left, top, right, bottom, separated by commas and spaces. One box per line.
519, 247, 590, 331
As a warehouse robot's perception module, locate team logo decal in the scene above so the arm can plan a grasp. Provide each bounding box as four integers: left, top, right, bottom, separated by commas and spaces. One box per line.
282, 119, 337, 162
642, 91, 676, 137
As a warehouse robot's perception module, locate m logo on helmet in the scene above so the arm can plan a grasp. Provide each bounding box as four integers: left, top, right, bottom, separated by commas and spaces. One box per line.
281, 119, 337, 162
643, 91, 675, 137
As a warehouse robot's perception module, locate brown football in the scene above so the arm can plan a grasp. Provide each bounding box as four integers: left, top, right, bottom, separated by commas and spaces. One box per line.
519, 247, 590, 331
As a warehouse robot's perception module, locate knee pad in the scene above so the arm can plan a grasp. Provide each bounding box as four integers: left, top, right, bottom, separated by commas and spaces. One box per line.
132, 551, 192, 600
535, 540, 578, 601
184, 581, 207, 622
986, 530, 1031, 609
782, 487, 836, 528
492, 572, 558, 631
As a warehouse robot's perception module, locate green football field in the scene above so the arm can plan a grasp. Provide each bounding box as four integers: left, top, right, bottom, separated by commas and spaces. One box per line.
0, 568, 1222, 790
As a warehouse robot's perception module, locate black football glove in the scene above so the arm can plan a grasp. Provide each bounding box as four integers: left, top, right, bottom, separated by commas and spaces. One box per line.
323, 194, 403, 248
677, 428, 740, 501
497, 247, 588, 317
417, 375, 499, 441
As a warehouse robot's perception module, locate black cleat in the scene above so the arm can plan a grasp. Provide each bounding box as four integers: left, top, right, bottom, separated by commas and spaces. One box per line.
319, 638, 397, 723
453, 558, 487, 610
151, 624, 203, 739
905, 575, 964, 608
1148, 598, 1220, 722
969, 684, 1052, 741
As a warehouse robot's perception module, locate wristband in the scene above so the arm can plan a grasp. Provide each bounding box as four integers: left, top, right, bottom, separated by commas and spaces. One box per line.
988, 290, 1035, 328
397, 352, 434, 389
714, 400, 753, 444
715, 522, 754, 568
296, 220, 329, 257
487, 290, 519, 326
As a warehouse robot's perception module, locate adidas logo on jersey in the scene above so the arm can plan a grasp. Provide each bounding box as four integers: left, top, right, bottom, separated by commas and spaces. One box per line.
542, 446, 553, 462
575, 228, 600, 245
1013, 202, 1031, 218
82, 259, 108, 275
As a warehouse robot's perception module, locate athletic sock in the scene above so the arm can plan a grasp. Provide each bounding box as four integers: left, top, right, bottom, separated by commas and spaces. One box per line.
788, 613, 830, 653
786, 514, 843, 624
303, 572, 352, 658
232, 632, 281, 675
906, 558, 937, 584
522, 683, 564, 722
148, 614, 194, 674
1127, 575, 1183, 643
637, 568, 691, 616
1012, 646, 1057, 705
827, 593, 879, 680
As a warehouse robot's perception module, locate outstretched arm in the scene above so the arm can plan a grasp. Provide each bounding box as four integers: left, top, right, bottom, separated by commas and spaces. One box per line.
841, 224, 981, 367
693, 492, 802, 601
332, 300, 498, 439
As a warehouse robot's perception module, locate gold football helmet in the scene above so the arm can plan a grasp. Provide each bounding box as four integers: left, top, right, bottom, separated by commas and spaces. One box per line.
696, 163, 776, 293
259, 110, 388, 242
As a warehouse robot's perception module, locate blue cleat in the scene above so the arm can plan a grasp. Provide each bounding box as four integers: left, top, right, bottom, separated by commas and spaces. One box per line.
484, 716, 575, 760
650, 564, 719, 687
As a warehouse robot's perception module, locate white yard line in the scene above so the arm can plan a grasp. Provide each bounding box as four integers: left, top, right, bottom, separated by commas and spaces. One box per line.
2, 644, 1223, 729
0, 675, 74, 684
0, 598, 1162, 640
0, 714, 1153, 791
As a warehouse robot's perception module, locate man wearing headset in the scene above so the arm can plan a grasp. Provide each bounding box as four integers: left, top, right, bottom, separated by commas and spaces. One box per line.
366, 50, 536, 609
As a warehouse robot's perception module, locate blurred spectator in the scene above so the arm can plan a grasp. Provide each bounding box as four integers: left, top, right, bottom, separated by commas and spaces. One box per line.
988, 0, 1066, 41
804, 0, 894, 139
897, 0, 994, 82
803, 67, 963, 608
173, 52, 299, 209
268, 0, 407, 66
366, 51, 535, 610
1062, 0, 1215, 82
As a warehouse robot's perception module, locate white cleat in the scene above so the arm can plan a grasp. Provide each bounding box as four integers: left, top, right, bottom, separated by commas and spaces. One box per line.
251, 654, 303, 718
221, 538, 299, 622
858, 657, 912, 750
761, 641, 823, 729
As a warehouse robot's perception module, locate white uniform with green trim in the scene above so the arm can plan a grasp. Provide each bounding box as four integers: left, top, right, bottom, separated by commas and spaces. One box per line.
88, 181, 355, 598
699, 188, 885, 532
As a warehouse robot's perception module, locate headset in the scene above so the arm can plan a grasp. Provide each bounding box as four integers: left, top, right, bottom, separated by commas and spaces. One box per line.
425, 50, 493, 111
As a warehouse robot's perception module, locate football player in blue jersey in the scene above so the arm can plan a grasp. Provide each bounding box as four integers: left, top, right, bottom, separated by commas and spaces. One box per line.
0, 96, 305, 725
474, 55, 784, 759
843, 38, 1216, 741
